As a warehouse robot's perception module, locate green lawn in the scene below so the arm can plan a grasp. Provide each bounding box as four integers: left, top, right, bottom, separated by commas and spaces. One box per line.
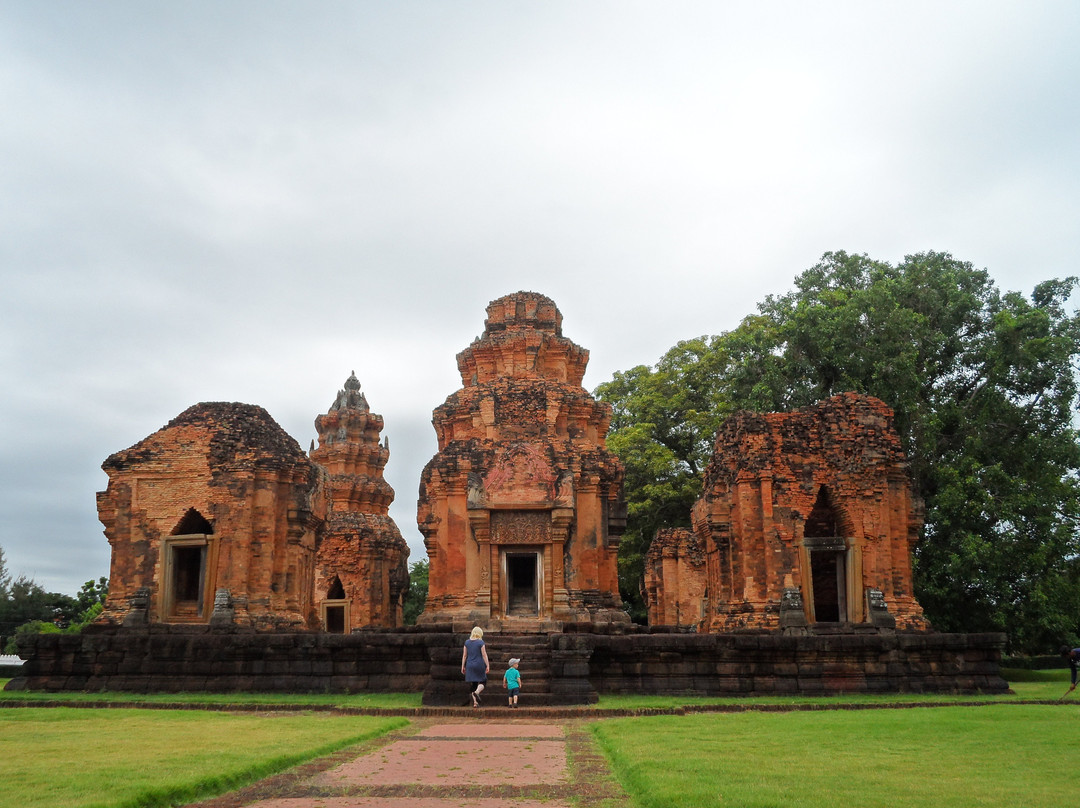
0, 707, 406, 808
592, 703, 1080, 808
1, 674, 1076, 808
0, 680, 422, 709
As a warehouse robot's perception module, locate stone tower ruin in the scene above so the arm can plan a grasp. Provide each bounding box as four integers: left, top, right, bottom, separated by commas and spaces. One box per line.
96, 375, 408, 632
97, 402, 326, 630
645, 393, 929, 632
310, 373, 410, 631
417, 291, 628, 629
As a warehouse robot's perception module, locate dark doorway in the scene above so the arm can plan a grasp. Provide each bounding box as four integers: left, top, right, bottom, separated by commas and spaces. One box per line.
804, 486, 849, 623
171, 544, 206, 617
506, 553, 538, 616
810, 549, 846, 622
325, 604, 346, 633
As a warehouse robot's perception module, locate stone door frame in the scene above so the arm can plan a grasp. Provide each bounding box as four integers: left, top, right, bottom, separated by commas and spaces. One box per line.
158, 533, 219, 623
469, 506, 575, 621
800, 536, 863, 624
320, 598, 350, 633
500, 547, 543, 617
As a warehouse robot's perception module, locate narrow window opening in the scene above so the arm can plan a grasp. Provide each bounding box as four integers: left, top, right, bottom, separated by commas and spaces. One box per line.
327, 576, 345, 599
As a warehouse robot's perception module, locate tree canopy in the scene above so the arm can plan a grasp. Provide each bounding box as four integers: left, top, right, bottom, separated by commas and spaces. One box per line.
0, 545, 108, 651
596, 251, 1080, 651
402, 559, 429, 626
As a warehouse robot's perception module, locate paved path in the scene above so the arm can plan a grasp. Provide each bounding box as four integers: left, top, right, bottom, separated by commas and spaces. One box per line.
187, 717, 630, 808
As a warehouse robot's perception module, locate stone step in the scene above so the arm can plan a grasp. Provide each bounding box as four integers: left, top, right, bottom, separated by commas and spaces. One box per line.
422, 632, 598, 707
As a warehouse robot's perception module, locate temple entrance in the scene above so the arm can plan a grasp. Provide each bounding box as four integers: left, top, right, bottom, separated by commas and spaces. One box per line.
503, 551, 540, 617
324, 604, 346, 633
804, 486, 850, 623
171, 544, 206, 616
809, 549, 847, 622
162, 532, 216, 622
321, 576, 349, 633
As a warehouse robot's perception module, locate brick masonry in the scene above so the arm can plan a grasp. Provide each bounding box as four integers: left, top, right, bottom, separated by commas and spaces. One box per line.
417, 292, 627, 628
96, 375, 408, 634
647, 394, 929, 632
310, 373, 409, 630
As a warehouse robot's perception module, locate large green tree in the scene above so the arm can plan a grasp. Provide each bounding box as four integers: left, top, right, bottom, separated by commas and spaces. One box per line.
598, 338, 732, 619
402, 559, 429, 626
597, 252, 1080, 651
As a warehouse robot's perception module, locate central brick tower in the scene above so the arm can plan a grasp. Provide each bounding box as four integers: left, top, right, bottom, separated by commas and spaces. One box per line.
417, 291, 628, 629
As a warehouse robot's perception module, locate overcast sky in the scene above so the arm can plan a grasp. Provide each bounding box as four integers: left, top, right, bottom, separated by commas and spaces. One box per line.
2, 1, 1078, 596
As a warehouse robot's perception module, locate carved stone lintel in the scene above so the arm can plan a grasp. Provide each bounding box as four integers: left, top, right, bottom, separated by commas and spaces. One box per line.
491, 510, 551, 545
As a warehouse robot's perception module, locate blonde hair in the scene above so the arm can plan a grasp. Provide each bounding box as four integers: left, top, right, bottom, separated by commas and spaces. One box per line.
469, 626, 484, 640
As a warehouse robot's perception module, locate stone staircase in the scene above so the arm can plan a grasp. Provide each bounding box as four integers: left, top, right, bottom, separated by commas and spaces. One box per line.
481, 634, 551, 707
420, 631, 598, 706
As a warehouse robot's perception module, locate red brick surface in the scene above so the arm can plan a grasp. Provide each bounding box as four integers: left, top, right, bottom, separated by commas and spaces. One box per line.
97, 403, 326, 630
98, 375, 409, 633
646, 393, 929, 631
316, 739, 566, 787
417, 292, 627, 627
236, 721, 582, 808
311, 374, 409, 629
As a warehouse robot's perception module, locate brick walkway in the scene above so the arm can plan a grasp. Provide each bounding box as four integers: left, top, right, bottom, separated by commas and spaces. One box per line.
186, 717, 631, 808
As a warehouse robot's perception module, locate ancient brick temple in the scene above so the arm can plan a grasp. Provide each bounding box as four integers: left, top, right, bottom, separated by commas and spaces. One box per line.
645, 393, 929, 632
417, 291, 628, 628
96, 375, 408, 631
310, 373, 409, 630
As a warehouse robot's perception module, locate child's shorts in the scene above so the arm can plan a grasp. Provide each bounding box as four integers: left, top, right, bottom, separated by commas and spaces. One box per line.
508, 687, 520, 697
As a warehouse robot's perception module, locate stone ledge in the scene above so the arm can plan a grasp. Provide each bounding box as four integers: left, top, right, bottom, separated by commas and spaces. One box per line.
6, 629, 1008, 698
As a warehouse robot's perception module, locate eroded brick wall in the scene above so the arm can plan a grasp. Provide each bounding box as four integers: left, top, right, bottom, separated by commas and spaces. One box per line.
649, 394, 929, 632
645, 528, 707, 628
418, 292, 626, 627
97, 403, 325, 630
311, 374, 409, 629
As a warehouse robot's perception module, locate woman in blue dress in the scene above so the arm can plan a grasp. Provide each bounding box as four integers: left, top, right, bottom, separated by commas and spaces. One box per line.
461, 626, 490, 707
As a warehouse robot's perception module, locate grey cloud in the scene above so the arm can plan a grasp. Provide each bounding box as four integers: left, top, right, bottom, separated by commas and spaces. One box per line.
2, 1, 1079, 594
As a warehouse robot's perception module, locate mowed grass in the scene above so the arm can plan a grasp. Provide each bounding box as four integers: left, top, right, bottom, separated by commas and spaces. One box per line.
593, 703, 1080, 808
1, 672, 1076, 808
0, 679, 422, 708
0, 707, 406, 808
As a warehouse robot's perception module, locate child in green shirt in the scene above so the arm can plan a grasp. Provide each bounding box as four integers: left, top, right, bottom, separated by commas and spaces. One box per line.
503, 657, 522, 708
